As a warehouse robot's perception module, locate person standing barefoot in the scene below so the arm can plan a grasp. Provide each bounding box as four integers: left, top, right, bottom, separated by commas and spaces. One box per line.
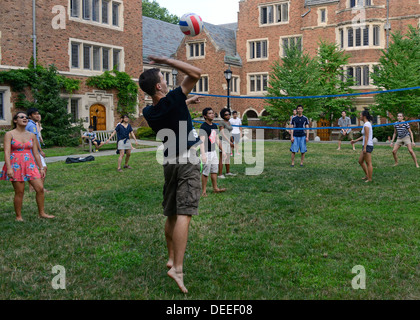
140, 56, 202, 294
1, 112, 54, 221
390, 112, 419, 168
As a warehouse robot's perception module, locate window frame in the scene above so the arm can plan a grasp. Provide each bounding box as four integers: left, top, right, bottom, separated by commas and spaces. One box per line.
259, 1, 290, 27
248, 39, 269, 61
186, 41, 206, 60
279, 35, 302, 57
248, 73, 269, 95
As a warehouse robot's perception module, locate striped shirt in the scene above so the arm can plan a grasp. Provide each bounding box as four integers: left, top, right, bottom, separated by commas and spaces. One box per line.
394, 122, 410, 139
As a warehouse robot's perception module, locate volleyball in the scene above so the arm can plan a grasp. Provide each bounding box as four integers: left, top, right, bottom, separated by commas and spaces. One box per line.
179, 13, 203, 36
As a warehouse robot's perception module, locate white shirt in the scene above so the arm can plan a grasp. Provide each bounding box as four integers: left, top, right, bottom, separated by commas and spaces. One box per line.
229, 118, 242, 134
362, 121, 373, 146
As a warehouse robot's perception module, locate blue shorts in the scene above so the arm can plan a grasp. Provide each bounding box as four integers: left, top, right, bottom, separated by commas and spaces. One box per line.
290, 136, 307, 153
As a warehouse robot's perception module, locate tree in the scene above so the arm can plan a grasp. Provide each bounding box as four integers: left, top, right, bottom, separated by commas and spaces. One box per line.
371, 25, 420, 120
264, 43, 323, 123
316, 40, 355, 122
142, 0, 179, 24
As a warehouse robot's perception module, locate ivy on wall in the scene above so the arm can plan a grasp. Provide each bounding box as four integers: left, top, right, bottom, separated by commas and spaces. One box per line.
86, 69, 139, 117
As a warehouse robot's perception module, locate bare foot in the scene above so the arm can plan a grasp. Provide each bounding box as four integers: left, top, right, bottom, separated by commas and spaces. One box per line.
416, 164, 419, 168
16, 217, 24, 222
365, 180, 372, 183
166, 260, 173, 269
213, 188, 226, 193
392, 163, 398, 167
337, 148, 340, 150
167, 267, 188, 294
361, 176, 368, 180
39, 213, 55, 219
201, 192, 208, 197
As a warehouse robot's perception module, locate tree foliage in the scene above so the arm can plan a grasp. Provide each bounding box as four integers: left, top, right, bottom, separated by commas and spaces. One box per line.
142, 0, 179, 24
0, 63, 82, 147
264, 41, 355, 123
371, 25, 420, 119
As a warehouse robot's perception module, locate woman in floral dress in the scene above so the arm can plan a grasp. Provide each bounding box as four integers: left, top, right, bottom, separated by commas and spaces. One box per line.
1, 112, 54, 221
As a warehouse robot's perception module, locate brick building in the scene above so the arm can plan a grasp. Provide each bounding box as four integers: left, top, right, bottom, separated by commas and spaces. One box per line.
0, 0, 142, 130
142, 0, 419, 138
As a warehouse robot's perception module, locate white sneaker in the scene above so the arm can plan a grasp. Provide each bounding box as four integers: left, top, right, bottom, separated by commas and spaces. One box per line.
225, 172, 236, 176
218, 175, 226, 179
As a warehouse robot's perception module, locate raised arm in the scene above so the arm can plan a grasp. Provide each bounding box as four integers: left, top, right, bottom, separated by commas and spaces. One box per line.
148, 56, 202, 97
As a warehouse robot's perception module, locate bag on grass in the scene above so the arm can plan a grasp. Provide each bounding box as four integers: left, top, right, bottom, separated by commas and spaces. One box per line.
65, 156, 95, 164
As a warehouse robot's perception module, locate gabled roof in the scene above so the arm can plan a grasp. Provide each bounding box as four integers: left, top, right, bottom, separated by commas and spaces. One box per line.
305, 0, 340, 6
202, 22, 242, 66
142, 16, 184, 63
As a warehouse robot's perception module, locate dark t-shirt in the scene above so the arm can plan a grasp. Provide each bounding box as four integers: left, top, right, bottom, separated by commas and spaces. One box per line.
143, 87, 201, 158
291, 115, 309, 137
199, 122, 219, 153
115, 123, 133, 142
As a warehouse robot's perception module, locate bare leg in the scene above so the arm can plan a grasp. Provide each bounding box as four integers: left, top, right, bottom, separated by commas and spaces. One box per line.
364, 152, 373, 182
291, 152, 296, 166
337, 140, 341, 150
407, 144, 419, 168
300, 153, 305, 166
167, 215, 192, 294
225, 163, 230, 174
392, 144, 401, 166
124, 150, 131, 166
165, 215, 177, 269
358, 151, 368, 179
211, 173, 225, 193
117, 150, 125, 170
201, 174, 208, 197
12, 182, 25, 221
218, 152, 223, 175
28, 179, 54, 218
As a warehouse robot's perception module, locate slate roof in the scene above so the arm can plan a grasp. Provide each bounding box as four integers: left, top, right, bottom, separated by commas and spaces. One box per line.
305, 0, 340, 6
142, 16, 184, 63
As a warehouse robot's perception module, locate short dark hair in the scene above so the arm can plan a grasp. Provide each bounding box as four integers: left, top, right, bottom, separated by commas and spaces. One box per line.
232, 111, 238, 115
88, 125, 94, 129
27, 108, 39, 118
220, 108, 231, 119
296, 105, 303, 110
202, 107, 213, 117
139, 68, 161, 96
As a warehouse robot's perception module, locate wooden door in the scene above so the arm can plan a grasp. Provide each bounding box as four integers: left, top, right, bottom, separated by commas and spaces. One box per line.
90, 104, 106, 131
317, 118, 331, 141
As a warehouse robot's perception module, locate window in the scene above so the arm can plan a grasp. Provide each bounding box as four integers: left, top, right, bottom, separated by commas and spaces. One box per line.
69, 0, 122, 29
348, 28, 354, 47
350, 107, 357, 125
92, 0, 100, 22
113, 49, 120, 70
249, 40, 268, 60
0, 92, 4, 120
340, 29, 344, 49
102, 0, 109, 24
83, 45, 91, 69
346, 65, 373, 87
350, 0, 372, 7
83, 0, 91, 20
192, 76, 209, 93
231, 76, 240, 94
112, 2, 119, 26
249, 74, 268, 93
260, 2, 288, 25
71, 0, 79, 17
355, 28, 361, 47
93, 46, 101, 71
187, 42, 205, 58
71, 43, 80, 68
320, 9, 326, 24
70, 99, 79, 123
281, 36, 302, 57
103, 48, 110, 70
363, 26, 369, 46
373, 25, 380, 46
71, 40, 123, 72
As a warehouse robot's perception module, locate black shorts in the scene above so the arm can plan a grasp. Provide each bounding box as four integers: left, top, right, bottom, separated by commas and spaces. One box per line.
162, 151, 201, 216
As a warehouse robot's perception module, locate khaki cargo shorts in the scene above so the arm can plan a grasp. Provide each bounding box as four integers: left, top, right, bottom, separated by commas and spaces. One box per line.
162, 149, 201, 216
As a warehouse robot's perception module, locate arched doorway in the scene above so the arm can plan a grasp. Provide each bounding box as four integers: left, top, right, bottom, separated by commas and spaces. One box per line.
90, 104, 106, 131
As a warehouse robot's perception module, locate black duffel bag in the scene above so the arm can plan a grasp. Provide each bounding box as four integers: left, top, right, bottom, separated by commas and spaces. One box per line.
65, 156, 95, 164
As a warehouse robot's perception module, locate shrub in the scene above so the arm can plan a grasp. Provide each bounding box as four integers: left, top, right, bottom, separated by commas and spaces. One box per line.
242, 113, 249, 126
136, 127, 156, 139
373, 125, 395, 142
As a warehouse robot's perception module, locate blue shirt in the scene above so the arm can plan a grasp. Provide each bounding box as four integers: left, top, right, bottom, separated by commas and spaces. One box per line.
26, 119, 40, 144
115, 123, 133, 143
291, 115, 309, 137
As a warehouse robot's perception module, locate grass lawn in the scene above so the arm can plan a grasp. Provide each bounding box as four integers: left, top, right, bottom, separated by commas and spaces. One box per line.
0, 141, 419, 300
